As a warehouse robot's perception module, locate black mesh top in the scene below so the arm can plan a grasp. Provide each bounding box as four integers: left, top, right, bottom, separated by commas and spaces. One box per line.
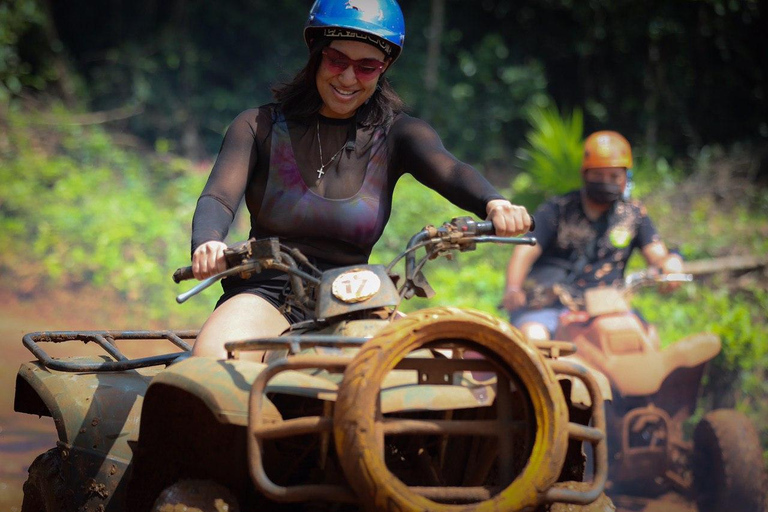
191, 104, 504, 265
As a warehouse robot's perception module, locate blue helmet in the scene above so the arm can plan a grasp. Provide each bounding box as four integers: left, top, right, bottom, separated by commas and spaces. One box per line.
304, 0, 405, 62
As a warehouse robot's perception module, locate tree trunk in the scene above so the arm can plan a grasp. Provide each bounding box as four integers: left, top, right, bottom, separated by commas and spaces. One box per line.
682, 255, 767, 275
644, 42, 659, 163
423, 0, 445, 121
172, 0, 204, 160
41, 0, 78, 106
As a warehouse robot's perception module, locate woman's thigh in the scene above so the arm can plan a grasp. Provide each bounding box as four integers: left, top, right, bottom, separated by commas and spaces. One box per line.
192, 293, 290, 359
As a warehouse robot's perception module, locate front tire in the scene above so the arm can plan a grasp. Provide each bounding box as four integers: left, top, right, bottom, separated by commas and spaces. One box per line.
692, 409, 767, 512
334, 307, 569, 512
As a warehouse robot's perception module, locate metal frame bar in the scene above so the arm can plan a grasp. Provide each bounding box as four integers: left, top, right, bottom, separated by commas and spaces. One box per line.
246, 352, 552, 504
545, 359, 609, 505
225, 335, 369, 358
247, 355, 358, 503
22, 330, 196, 372
621, 405, 672, 457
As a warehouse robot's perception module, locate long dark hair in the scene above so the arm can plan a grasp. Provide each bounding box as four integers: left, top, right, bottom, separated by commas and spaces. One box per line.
272, 38, 405, 127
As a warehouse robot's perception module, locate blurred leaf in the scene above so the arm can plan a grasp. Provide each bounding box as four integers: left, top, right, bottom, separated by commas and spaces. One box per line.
517, 101, 584, 197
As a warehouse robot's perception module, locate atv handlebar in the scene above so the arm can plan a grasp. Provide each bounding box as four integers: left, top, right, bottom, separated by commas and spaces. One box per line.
523, 267, 692, 311
172, 217, 534, 285
472, 213, 535, 234
172, 266, 194, 283
400, 217, 535, 298
623, 269, 693, 291
173, 216, 537, 304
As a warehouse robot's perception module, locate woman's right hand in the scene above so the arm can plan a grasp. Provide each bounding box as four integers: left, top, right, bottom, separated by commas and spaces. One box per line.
192, 241, 229, 280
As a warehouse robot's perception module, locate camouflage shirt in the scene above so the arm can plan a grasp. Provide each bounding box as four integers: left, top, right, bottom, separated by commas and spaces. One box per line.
529, 190, 659, 293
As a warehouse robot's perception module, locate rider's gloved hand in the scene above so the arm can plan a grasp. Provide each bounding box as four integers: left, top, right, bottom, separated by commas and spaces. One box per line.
485, 199, 532, 237
192, 241, 228, 280
502, 286, 527, 312
659, 253, 684, 293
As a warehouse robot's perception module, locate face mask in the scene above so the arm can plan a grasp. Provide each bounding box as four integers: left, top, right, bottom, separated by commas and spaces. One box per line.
584, 181, 623, 204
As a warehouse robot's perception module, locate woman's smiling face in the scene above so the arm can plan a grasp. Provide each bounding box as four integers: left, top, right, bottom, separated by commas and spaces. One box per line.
316, 39, 389, 119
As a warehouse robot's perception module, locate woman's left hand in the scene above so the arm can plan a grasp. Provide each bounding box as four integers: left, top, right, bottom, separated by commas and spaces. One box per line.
485, 199, 532, 237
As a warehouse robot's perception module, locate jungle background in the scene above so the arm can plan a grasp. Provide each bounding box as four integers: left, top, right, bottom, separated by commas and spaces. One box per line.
0, 0, 766, 509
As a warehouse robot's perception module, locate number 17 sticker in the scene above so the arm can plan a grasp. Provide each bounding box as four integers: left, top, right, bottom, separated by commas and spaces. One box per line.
332, 269, 381, 303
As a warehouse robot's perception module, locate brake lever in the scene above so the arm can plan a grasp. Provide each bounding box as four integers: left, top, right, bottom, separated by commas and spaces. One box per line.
175, 263, 258, 304
176, 276, 220, 304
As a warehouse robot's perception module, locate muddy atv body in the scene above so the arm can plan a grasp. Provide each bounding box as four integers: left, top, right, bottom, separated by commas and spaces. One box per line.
551, 272, 767, 512
16, 218, 615, 512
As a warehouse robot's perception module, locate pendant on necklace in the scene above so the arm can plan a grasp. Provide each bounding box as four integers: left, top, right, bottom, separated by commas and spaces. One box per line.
315, 119, 345, 181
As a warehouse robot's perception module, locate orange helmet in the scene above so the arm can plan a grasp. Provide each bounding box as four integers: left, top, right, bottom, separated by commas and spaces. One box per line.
582, 131, 632, 170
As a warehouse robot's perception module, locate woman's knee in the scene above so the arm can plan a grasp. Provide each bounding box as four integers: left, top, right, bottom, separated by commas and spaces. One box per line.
192, 293, 289, 359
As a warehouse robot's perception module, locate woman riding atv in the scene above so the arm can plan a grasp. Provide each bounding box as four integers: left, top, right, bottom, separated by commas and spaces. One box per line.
502, 130, 683, 340
189, 0, 532, 359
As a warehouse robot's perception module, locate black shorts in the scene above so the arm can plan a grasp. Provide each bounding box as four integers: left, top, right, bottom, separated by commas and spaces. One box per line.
216, 270, 313, 325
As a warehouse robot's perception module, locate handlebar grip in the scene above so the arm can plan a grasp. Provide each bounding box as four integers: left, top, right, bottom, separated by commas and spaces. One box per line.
173, 266, 195, 283
475, 220, 495, 235
476, 214, 535, 235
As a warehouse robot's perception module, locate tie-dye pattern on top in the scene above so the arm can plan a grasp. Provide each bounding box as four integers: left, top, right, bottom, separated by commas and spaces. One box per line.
255, 112, 391, 255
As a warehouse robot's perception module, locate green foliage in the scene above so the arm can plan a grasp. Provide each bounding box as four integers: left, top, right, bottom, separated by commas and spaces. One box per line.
635, 146, 768, 261
634, 285, 767, 377
396, 30, 549, 165
5, 0, 767, 163
0, 0, 50, 100
514, 101, 584, 201
49, 0, 310, 155
0, 106, 223, 326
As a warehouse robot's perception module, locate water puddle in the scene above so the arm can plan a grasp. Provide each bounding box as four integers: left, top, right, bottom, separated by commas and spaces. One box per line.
0, 413, 56, 511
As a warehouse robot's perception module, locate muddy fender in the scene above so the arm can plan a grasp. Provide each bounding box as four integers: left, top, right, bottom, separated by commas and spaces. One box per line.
15, 359, 158, 510
15, 360, 156, 458
129, 357, 336, 510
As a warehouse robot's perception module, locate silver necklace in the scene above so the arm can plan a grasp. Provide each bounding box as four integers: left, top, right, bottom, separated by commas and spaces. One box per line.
316, 119, 345, 179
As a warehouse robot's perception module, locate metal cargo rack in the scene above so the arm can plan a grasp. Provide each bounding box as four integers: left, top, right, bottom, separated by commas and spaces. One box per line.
22, 330, 197, 372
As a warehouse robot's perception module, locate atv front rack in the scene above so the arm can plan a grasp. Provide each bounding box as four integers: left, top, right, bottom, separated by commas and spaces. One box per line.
22, 330, 196, 372
239, 338, 608, 508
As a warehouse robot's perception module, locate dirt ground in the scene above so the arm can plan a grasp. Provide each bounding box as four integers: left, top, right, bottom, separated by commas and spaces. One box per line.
0, 290, 71, 512
0, 286, 699, 512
